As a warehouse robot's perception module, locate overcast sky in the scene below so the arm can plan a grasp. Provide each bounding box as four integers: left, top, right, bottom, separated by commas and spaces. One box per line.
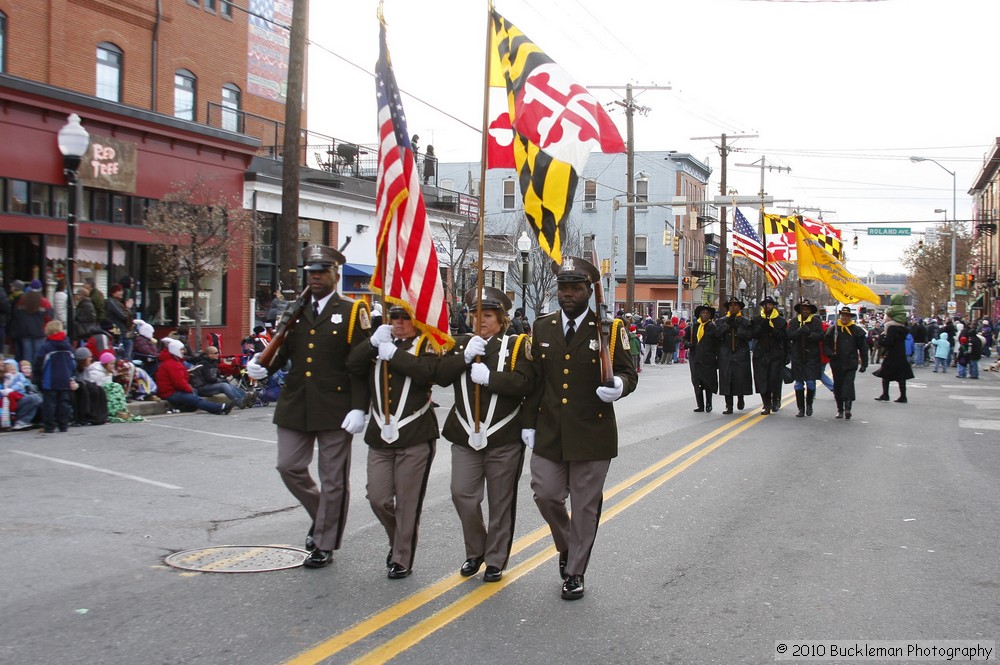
306, 0, 998, 275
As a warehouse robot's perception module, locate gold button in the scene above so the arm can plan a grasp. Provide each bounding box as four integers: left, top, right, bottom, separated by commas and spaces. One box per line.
598, 413, 603, 418
563, 368, 569, 375
561, 397, 568, 404
332, 330, 338, 335
308, 343, 315, 349
592, 359, 597, 364
305, 371, 312, 377
562, 383, 568, 389
306, 357, 312, 363
336, 386, 342, 391
564, 354, 571, 360
310, 330, 316, 335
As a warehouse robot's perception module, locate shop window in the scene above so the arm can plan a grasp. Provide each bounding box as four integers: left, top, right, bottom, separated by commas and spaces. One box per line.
91, 190, 111, 222
30, 184, 50, 216
96, 43, 123, 103
131, 197, 156, 225
52, 186, 69, 219
174, 69, 197, 121
221, 83, 242, 132
112, 195, 128, 224
0, 179, 6, 211
146, 270, 225, 327
9, 180, 28, 213
0, 11, 6, 73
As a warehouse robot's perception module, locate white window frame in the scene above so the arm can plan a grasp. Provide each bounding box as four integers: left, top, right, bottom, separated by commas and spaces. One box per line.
502, 179, 516, 210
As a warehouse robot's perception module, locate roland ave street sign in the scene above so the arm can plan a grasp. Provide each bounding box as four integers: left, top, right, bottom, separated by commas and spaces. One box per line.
867, 227, 911, 236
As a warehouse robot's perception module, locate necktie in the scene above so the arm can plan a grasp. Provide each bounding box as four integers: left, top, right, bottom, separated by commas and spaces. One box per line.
565, 319, 576, 344
313, 300, 320, 319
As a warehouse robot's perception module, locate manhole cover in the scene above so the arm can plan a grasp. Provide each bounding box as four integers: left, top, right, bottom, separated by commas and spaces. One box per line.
165, 545, 308, 573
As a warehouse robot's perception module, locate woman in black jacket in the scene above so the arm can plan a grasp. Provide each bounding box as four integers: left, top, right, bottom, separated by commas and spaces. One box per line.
875, 318, 915, 403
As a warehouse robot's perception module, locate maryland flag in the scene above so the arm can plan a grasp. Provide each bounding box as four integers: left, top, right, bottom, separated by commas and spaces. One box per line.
490, 10, 626, 262
765, 214, 844, 264
795, 222, 879, 305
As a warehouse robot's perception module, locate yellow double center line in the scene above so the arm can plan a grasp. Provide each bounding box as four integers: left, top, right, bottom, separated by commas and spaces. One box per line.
285, 402, 783, 665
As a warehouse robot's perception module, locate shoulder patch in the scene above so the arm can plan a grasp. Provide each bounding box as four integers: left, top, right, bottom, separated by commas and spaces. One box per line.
619, 322, 629, 350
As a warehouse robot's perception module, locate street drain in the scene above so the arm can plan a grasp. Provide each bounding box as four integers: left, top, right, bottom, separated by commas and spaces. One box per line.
165, 545, 308, 573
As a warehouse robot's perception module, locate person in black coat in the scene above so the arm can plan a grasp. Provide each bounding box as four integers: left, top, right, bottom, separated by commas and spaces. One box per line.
684, 305, 718, 412
660, 320, 679, 364
751, 296, 788, 415
715, 298, 753, 414
787, 299, 824, 417
823, 307, 868, 419
874, 317, 915, 403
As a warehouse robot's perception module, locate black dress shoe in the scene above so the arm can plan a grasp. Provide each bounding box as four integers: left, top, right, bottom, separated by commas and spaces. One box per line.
561, 574, 585, 600
874, 395, 889, 401
483, 565, 503, 583
894, 397, 907, 403
558, 551, 568, 580
460, 556, 484, 577
722, 408, 734, 415
387, 563, 411, 579
386, 550, 393, 568
693, 407, 705, 412
303, 549, 333, 568
737, 397, 745, 410
305, 528, 316, 552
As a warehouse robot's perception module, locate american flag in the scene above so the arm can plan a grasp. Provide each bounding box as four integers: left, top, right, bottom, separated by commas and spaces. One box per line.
370, 23, 453, 352
732, 208, 788, 286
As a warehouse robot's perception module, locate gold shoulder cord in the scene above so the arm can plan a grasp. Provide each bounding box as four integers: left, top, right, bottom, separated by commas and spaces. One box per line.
510, 333, 526, 371
609, 318, 623, 367
347, 300, 370, 344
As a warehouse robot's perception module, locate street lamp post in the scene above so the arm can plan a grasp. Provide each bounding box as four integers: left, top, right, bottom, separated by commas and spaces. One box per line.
738, 278, 747, 304
911, 156, 957, 304
517, 230, 531, 315
57, 113, 90, 344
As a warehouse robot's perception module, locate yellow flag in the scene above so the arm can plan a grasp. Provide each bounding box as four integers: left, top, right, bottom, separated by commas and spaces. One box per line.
795, 222, 880, 305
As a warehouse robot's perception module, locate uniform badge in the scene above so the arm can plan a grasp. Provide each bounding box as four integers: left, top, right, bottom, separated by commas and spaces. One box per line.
619, 324, 629, 349
359, 309, 371, 329
332, 313, 343, 324
523, 341, 533, 361
589, 339, 599, 352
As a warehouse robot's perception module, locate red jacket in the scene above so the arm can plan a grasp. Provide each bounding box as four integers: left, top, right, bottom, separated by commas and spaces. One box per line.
155, 350, 193, 399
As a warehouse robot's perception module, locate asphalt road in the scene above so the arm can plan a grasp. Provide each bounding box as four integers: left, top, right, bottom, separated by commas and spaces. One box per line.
1, 362, 998, 664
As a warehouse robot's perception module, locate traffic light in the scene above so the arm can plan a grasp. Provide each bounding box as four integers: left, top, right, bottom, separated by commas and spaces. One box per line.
968, 273, 976, 288
954, 274, 967, 289
682, 277, 690, 287
917, 239, 924, 253
853, 233, 859, 249
673, 235, 680, 251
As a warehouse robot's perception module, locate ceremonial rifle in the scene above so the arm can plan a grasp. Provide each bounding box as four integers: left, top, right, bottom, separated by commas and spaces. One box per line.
258, 237, 353, 369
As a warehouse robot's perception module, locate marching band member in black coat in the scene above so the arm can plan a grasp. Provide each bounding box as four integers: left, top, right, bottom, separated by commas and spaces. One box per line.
685, 305, 718, 413
751, 296, 788, 415
823, 306, 868, 419
787, 299, 824, 417
715, 298, 753, 414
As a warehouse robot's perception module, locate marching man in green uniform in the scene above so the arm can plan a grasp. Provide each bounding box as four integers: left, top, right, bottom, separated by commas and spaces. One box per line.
347, 304, 441, 580
521, 256, 639, 600
436, 287, 534, 583
246, 244, 371, 569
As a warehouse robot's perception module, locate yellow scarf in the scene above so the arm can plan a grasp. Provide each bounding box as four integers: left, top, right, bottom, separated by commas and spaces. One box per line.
696, 320, 705, 344
726, 311, 743, 318
760, 308, 778, 328
797, 314, 814, 325
836, 321, 853, 333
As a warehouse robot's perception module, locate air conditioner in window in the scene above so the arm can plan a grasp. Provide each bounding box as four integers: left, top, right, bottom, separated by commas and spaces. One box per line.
583, 200, 596, 210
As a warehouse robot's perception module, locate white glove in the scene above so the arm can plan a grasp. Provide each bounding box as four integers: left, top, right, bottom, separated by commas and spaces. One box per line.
369, 324, 393, 347
464, 336, 488, 363
521, 429, 535, 449
341, 409, 366, 434
469, 362, 490, 386
596, 376, 624, 403
377, 342, 397, 362
245, 353, 269, 380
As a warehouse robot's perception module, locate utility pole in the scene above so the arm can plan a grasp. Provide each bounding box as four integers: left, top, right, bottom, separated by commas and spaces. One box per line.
735, 155, 790, 299
692, 132, 757, 308
279, 0, 309, 297
591, 83, 671, 313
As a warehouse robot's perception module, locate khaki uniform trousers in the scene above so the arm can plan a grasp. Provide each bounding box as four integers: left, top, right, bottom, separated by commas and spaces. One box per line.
450, 441, 526, 570
276, 426, 352, 552
367, 442, 436, 570
529, 454, 611, 577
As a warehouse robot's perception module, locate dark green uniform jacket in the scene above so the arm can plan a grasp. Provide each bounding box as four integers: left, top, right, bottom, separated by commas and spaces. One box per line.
272, 295, 371, 431
523, 311, 638, 462
436, 333, 534, 449
347, 334, 440, 449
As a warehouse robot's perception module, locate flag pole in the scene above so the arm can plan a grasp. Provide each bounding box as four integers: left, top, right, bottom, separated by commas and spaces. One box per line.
469, 0, 495, 437
377, 1, 391, 427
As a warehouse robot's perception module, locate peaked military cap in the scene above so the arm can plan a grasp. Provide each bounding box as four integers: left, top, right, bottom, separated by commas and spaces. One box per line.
550, 255, 600, 284
302, 243, 346, 271
463, 286, 512, 311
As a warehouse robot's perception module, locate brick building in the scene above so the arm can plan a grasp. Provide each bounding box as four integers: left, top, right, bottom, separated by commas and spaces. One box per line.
0, 0, 302, 352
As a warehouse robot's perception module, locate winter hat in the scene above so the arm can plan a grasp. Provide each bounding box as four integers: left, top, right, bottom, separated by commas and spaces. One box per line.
28, 279, 43, 292
135, 320, 155, 340
3, 358, 17, 369
74, 347, 93, 360
99, 351, 116, 365
162, 337, 185, 358
960, 336, 968, 344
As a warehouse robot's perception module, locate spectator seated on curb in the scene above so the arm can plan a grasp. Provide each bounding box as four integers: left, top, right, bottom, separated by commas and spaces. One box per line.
85, 352, 143, 423
2, 358, 43, 430
71, 347, 109, 426
155, 338, 232, 415
188, 345, 250, 408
